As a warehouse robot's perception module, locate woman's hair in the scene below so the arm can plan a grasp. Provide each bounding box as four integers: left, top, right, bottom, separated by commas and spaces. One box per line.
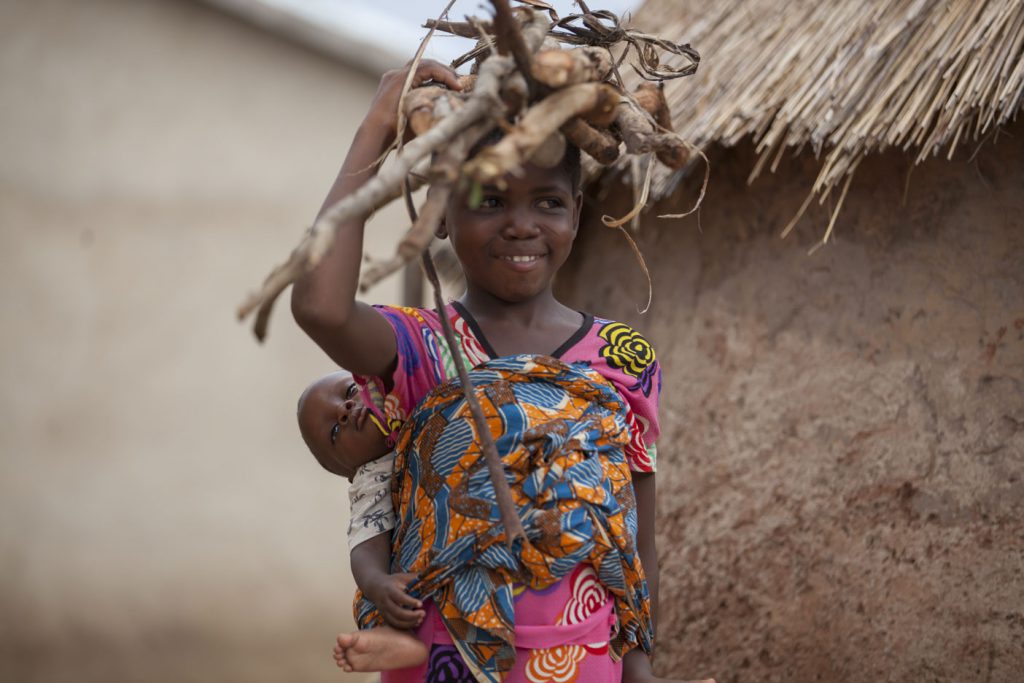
469, 127, 582, 192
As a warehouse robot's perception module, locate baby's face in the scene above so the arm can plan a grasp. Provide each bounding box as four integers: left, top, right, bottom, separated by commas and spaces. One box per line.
298, 371, 390, 481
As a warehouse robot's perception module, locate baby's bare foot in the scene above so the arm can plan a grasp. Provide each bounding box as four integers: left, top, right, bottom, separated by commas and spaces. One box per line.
333, 626, 428, 672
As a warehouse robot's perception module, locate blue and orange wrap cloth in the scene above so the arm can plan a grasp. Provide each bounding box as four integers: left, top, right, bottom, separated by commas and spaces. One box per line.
356, 354, 653, 682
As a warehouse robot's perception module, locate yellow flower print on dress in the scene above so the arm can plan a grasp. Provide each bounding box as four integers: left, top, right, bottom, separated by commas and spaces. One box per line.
597, 322, 658, 397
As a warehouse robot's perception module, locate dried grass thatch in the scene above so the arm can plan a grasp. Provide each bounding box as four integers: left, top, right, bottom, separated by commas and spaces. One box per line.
628, 0, 1024, 239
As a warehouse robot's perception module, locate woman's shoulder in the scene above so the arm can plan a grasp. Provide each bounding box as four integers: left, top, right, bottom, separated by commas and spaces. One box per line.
372, 303, 444, 326
564, 314, 660, 398
575, 315, 659, 363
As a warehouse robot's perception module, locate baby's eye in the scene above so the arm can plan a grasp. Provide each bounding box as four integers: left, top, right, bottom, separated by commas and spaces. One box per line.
330, 422, 340, 445
345, 383, 358, 399
478, 196, 502, 209
537, 197, 564, 209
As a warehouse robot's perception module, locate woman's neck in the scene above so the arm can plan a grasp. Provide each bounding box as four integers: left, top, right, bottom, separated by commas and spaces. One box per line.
459, 286, 567, 328
457, 286, 585, 359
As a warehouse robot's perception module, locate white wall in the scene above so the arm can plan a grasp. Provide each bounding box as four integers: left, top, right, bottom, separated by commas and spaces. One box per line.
0, 1, 408, 680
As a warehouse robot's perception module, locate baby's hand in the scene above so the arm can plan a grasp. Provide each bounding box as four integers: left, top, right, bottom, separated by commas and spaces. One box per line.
366, 572, 426, 630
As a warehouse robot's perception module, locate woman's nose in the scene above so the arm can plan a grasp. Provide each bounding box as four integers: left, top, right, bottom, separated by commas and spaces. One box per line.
501, 208, 541, 239
336, 399, 355, 424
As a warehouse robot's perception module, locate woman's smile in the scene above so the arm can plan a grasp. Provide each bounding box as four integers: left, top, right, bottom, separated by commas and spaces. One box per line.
497, 252, 547, 270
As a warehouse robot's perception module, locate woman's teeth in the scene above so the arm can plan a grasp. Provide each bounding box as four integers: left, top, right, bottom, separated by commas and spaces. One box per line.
503, 255, 541, 263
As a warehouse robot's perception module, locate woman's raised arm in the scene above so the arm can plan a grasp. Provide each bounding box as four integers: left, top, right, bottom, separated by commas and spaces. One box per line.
291, 60, 462, 376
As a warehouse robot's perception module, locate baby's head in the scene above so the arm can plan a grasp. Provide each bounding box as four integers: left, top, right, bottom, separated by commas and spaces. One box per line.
297, 370, 390, 481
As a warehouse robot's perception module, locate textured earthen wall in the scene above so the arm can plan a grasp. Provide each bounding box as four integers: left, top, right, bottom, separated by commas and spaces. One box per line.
558, 123, 1024, 682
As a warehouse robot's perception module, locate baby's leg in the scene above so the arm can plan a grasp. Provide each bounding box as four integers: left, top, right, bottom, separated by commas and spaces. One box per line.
333, 625, 428, 672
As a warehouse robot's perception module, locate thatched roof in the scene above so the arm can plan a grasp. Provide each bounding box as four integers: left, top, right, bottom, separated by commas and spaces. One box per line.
628, 0, 1024, 227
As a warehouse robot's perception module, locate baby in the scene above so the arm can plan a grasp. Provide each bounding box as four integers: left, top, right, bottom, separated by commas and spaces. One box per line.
296, 370, 428, 672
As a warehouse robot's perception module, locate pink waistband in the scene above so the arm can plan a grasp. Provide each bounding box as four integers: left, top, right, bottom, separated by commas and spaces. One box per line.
428, 599, 617, 649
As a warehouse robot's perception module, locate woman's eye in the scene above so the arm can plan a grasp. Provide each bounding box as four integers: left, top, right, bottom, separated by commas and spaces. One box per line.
330, 422, 340, 445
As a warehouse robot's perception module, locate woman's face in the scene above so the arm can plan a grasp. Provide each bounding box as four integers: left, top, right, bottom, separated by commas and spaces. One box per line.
444, 162, 582, 305
297, 372, 389, 481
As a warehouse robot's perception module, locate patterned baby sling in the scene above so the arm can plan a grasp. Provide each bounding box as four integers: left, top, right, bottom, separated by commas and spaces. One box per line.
356, 354, 653, 683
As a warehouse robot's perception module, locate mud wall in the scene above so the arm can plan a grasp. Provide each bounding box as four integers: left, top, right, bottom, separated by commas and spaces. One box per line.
558, 122, 1024, 682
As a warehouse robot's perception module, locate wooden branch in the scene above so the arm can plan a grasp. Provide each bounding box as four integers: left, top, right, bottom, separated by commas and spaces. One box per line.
403, 75, 477, 138
422, 19, 484, 40
530, 47, 612, 88
419, 249, 527, 548
237, 54, 517, 340
404, 86, 464, 136
562, 117, 620, 164
492, 0, 533, 81
360, 184, 450, 292
388, 138, 526, 549
632, 82, 672, 131
465, 82, 620, 182
528, 130, 567, 168
359, 121, 492, 291
613, 100, 689, 169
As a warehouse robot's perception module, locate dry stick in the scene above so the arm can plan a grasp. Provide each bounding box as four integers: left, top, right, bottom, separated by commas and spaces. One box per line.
399, 72, 528, 553
633, 82, 673, 130
562, 117, 620, 164
421, 248, 528, 548
247, 166, 432, 335
405, 86, 465, 136
394, 0, 459, 157
361, 183, 448, 291
656, 142, 710, 220
398, 176, 527, 549
613, 99, 690, 169
237, 53, 516, 339
819, 163, 858, 245
530, 47, 613, 88
602, 155, 655, 313
779, 187, 816, 239
359, 12, 554, 291
465, 82, 621, 182
493, 0, 534, 79
361, 120, 495, 291
423, 19, 483, 40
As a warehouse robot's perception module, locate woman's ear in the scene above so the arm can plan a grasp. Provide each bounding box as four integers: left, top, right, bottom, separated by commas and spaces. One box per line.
571, 191, 583, 236
435, 219, 448, 239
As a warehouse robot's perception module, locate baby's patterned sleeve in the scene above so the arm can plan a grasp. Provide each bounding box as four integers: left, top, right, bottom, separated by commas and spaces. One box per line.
346, 453, 397, 551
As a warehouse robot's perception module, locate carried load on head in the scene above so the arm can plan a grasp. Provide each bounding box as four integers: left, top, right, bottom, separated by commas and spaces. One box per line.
238, 0, 700, 342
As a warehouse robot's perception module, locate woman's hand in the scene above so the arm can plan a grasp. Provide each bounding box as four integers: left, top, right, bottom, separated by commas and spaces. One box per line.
363, 59, 463, 145
364, 571, 426, 630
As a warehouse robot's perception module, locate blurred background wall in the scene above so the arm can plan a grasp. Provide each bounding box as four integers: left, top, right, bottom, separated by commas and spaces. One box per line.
0, 1, 412, 680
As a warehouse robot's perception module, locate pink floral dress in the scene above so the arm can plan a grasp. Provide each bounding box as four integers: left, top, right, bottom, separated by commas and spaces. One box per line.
356, 303, 661, 683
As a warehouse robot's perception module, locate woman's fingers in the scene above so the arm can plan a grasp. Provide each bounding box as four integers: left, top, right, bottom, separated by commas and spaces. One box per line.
408, 59, 462, 90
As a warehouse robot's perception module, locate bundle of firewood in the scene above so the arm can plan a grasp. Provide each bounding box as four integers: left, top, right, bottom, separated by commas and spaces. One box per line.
237, 0, 698, 341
